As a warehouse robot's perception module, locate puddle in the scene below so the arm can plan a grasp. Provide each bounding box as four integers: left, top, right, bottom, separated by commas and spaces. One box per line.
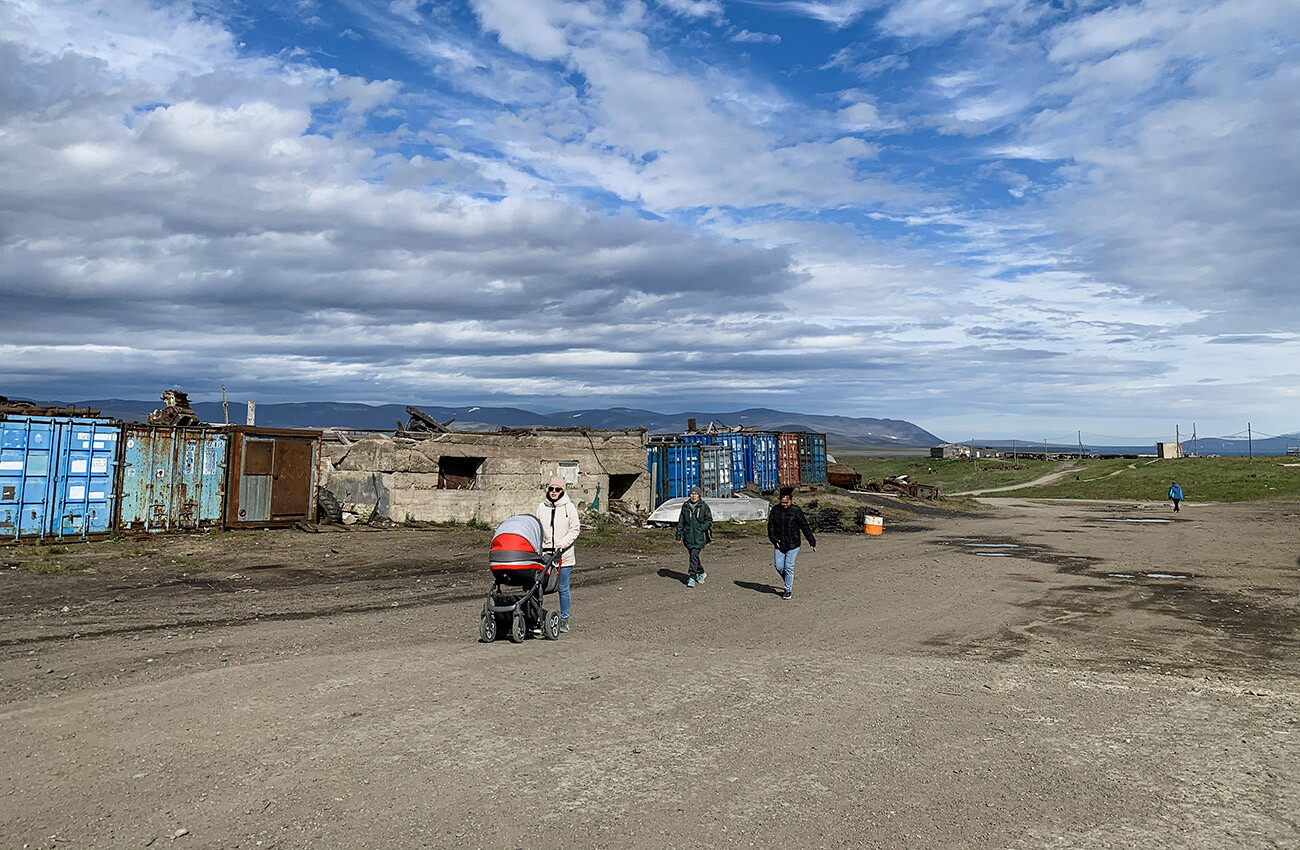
1099, 518, 1171, 524
1107, 573, 1135, 578
1147, 573, 1189, 579
965, 542, 1021, 548
975, 552, 1014, 557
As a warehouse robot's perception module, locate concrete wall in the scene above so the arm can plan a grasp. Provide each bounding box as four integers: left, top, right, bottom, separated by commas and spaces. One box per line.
319, 430, 650, 524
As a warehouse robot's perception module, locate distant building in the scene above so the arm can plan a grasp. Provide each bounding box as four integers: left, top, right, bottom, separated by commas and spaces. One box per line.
1156, 442, 1184, 459
931, 443, 971, 459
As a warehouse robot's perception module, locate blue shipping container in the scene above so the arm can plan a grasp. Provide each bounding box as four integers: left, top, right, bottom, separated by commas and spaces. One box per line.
1, 415, 121, 542
664, 443, 700, 500
711, 433, 750, 489
750, 433, 780, 492
679, 433, 712, 445
646, 445, 669, 508
118, 425, 229, 533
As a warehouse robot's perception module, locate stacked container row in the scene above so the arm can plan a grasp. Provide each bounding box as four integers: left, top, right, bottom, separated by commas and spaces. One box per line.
2, 414, 322, 543
667, 432, 785, 493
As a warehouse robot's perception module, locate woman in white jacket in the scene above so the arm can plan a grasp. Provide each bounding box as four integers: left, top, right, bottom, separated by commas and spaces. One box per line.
537, 475, 580, 633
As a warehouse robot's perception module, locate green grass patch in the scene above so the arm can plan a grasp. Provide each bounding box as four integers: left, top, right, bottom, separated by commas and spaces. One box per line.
844, 456, 1068, 495
993, 456, 1300, 502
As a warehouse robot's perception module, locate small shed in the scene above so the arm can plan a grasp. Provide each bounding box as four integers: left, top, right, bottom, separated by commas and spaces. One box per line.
931, 443, 971, 459
1156, 442, 1184, 459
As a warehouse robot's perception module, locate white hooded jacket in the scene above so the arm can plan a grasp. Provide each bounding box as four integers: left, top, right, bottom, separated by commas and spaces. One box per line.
536, 491, 580, 567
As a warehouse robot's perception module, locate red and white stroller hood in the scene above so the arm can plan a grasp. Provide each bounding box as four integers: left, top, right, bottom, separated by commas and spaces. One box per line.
489, 514, 561, 573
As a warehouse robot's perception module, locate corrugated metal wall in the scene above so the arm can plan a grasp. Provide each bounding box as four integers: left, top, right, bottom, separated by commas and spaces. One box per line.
1, 415, 121, 542
118, 426, 229, 533
798, 432, 828, 485
699, 445, 733, 498
777, 432, 801, 488
225, 427, 321, 528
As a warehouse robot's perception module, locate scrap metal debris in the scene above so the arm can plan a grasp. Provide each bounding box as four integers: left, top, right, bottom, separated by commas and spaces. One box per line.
147, 390, 201, 426
0, 395, 101, 417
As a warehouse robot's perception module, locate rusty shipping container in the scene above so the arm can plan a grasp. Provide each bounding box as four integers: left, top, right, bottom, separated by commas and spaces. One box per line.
777, 432, 801, 488
117, 425, 229, 533
224, 427, 321, 528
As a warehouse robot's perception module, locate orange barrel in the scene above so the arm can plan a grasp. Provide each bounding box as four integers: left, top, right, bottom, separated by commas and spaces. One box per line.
863, 515, 883, 535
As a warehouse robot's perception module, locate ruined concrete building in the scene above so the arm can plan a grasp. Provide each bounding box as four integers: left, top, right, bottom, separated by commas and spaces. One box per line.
320, 428, 651, 524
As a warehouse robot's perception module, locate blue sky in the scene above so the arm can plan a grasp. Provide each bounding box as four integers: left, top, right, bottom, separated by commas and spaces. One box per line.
1, 0, 1297, 443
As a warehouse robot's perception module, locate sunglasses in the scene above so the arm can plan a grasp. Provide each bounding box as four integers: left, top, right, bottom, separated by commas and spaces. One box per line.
547, 486, 564, 492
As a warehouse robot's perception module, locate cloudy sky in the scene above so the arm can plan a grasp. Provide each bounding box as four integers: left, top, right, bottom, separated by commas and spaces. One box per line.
2, 0, 1297, 442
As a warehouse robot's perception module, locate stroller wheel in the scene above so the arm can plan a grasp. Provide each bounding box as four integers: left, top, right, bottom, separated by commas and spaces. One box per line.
479, 611, 498, 643
509, 612, 527, 643
543, 609, 561, 640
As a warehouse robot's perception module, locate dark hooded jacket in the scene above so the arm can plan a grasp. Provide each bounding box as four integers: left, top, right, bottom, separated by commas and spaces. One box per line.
768, 503, 815, 553
676, 498, 713, 549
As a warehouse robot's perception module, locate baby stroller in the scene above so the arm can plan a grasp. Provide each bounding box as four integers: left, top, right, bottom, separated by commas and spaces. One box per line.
480, 514, 565, 642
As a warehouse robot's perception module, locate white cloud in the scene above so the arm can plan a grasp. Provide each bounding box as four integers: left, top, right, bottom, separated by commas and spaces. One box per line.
654, 0, 724, 19
731, 29, 781, 44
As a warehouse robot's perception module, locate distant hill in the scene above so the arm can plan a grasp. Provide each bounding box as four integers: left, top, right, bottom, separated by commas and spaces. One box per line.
41, 399, 944, 449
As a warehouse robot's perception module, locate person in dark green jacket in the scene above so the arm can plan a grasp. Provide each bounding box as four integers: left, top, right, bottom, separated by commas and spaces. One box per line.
675, 486, 713, 588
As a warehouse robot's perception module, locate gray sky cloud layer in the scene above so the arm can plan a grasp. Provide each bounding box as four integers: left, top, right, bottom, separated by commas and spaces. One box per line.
1, 0, 1297, 442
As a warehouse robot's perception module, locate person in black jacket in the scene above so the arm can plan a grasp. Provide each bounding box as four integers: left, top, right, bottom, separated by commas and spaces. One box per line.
767, 488, 815, 600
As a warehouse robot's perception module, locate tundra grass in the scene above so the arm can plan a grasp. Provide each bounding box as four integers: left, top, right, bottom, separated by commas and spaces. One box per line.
996, 456, 1300, 501
844, 456, 1300, 502
844, 456, 1067, 495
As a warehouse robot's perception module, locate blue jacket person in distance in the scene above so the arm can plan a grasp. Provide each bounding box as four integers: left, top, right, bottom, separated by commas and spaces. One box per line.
1168, 481, 1183, 513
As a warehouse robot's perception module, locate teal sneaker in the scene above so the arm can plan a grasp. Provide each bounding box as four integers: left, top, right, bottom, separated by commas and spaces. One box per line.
697, 571, 707, 584
559, 617, 570, 633
686, 577, 696, 588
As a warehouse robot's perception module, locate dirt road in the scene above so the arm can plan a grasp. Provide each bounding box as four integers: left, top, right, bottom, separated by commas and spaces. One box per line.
2, 498, 1298, 849
951, 462, 1081, 495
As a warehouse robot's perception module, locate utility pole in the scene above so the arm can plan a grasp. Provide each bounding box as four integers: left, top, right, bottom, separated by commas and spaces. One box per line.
1192, 422, 1197, 457
1012, 439, 1017, 461
1176, 424, 1180, 453
1248, 422, 1253, 462
1078, 430, 1083, 460
222, 384, 229, 425
1044, 438, 1048, 462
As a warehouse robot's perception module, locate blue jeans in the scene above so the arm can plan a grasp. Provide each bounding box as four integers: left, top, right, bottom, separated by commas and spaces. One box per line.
557, 565, 572, 619
773, 547, 800, 591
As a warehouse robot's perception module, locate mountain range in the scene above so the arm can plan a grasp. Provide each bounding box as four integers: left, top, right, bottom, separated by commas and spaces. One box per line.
46, 399, 943, 450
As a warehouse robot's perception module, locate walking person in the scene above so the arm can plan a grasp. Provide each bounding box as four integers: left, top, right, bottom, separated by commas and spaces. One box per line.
767, 487, 815, 600
537, 475, 580, 633
675, 486, 713, 588
1169, 481, 1184, 513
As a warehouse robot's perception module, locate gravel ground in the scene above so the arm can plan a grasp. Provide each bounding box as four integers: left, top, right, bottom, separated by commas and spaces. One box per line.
1, 497, 1297, 849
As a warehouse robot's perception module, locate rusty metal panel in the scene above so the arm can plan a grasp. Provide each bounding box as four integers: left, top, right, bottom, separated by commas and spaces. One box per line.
777, 432, 801, 488
224, 427, 320, 528
117, 425, 229, 533
270, 437, 313, 518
